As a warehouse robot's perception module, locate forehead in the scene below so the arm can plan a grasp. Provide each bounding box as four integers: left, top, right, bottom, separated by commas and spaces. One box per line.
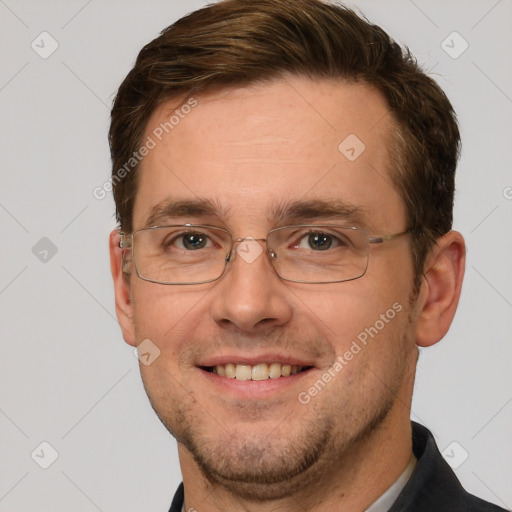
133, 76, 406, 233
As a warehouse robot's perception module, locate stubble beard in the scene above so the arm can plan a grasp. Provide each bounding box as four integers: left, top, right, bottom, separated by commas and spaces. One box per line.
183, 398, 396, 501
143, 353, 404, 502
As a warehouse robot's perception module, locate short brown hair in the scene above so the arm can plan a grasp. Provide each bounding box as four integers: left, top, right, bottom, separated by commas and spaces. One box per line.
109, 0, 460, 286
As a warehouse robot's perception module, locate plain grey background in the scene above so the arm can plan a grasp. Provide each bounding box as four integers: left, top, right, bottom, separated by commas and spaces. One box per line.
1, 1, 511, 511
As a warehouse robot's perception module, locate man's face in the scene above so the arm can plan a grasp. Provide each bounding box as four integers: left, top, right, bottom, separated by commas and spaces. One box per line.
122, 77, 419, 498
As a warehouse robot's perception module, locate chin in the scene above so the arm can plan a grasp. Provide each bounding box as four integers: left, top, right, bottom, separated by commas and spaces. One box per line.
181, 423, 333, 501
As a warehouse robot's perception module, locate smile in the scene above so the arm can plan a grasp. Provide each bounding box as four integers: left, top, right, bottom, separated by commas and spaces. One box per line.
203, 363, 312, 380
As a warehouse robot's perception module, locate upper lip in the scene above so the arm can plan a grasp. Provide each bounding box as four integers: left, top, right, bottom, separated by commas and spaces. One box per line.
197, 353, 316, 368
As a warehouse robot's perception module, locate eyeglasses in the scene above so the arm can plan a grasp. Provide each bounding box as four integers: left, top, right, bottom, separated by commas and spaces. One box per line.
119, 224, 411, 285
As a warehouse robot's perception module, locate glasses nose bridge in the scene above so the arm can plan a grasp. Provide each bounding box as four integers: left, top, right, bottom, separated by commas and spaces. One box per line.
233, 236, 267, 244
231, 236, 269, 253
227, 236, 276, 265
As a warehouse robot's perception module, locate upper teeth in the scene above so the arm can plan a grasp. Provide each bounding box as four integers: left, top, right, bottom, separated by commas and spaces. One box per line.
213, 363, 304, 380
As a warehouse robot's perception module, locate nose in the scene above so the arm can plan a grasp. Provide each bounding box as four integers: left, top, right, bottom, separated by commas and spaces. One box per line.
210, 238, 293, 333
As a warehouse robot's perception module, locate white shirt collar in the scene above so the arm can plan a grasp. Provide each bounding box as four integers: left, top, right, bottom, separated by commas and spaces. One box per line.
365, 454, 417, 512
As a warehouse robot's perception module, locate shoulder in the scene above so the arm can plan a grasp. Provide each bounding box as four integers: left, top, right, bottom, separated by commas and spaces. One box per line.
389, 423, 509, 512
465, 493, 509, 511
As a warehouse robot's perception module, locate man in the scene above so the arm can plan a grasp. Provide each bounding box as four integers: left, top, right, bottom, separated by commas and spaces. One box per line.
108, 1, 506, 510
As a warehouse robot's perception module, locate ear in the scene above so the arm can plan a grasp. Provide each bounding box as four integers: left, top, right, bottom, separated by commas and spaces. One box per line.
415, 231, 466, 347
109, 229, 136, 347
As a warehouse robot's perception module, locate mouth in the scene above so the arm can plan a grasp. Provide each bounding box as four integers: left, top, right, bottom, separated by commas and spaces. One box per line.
201, 363, 313, 381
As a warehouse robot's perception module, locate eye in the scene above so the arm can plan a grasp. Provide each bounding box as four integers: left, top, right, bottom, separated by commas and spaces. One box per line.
182, 232, 209, 250
165, 231, 212, 251
294, 231, 344, 251
306, 233, 332, 251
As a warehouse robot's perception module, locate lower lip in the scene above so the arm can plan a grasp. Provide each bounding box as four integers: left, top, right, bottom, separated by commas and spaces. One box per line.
197, 367, 314, 398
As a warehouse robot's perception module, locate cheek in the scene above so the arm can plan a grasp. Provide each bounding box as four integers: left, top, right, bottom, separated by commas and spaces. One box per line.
290, 282, 406, 351
131, 282, 211, 355
320, 299, 412, 405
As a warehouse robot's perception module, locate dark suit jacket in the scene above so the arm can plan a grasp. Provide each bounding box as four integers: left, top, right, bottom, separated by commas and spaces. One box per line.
169, 422, 508, 511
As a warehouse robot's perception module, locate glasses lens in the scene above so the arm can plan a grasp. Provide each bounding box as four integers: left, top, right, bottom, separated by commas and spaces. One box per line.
133, 226, 231, 284
268, 226, 369, 283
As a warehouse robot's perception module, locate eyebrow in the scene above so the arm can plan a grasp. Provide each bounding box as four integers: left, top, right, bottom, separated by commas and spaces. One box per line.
143, 198, 228, 228
271, 198, 369, 227
142, 197, 370, 230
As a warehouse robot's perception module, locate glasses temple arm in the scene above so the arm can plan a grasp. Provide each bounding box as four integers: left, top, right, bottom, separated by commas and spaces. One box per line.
368, 230, 413, 244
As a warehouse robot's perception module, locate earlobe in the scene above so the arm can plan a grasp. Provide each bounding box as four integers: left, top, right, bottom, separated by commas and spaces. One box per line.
109, 229, 136, 346
415, 231, 466, 347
